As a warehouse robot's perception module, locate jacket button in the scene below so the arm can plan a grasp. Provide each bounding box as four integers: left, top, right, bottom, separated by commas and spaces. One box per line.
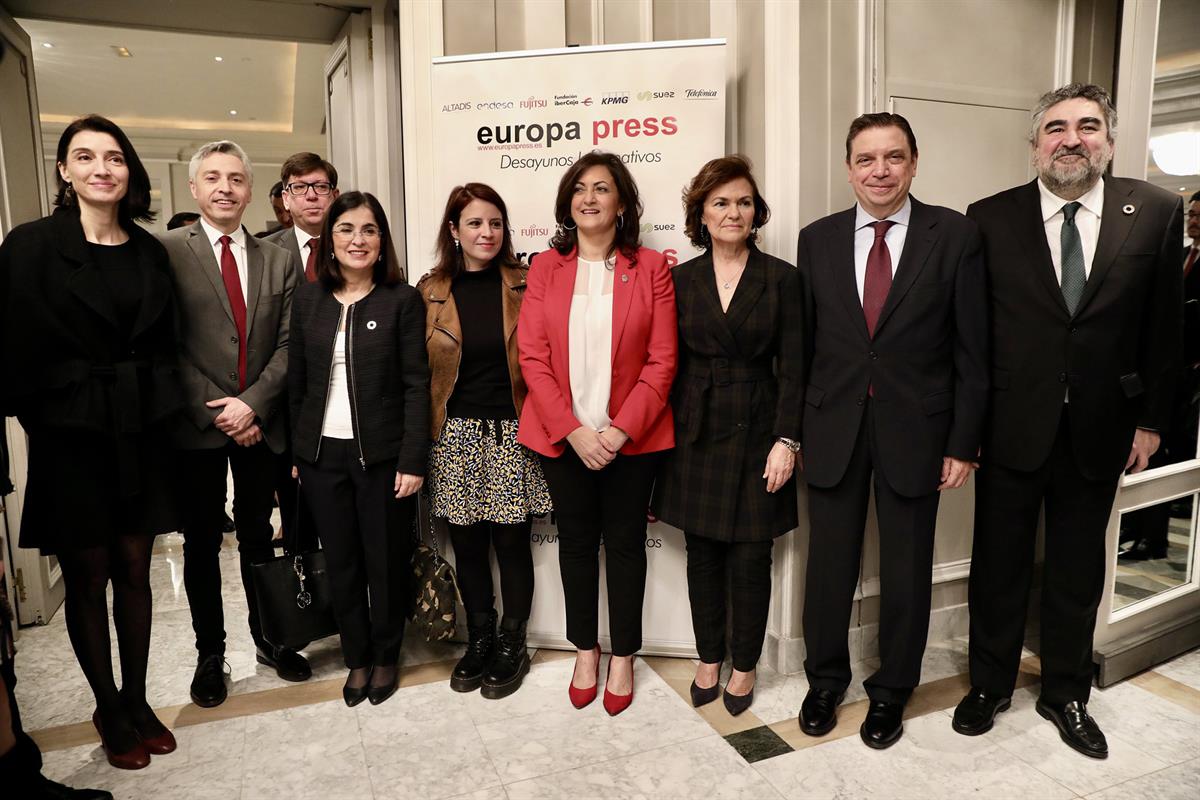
1058, 372, 1067, 383
856, 396, 865, 406
869, 351, 878, 360
231, 336, 239, 344
229, 372, 238, 381
1069, 327, 1077, 334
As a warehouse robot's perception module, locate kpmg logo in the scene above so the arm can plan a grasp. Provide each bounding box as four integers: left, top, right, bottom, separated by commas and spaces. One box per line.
601, 92, 630, 105
685, 88, 718, 99
636, 90, 676, 101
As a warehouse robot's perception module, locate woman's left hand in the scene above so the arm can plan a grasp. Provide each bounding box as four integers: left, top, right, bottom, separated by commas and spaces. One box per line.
598, 426, 630, 455
395, 472, 424, 498
763, 442, 795, 493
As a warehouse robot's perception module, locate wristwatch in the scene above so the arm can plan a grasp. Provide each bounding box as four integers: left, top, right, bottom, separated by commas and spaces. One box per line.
776, 437, 801, 453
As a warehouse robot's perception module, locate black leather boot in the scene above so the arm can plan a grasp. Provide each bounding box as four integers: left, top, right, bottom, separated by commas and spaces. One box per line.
481, 617, 530, 699
450, 610, 496, 693
0, 735, 114, 799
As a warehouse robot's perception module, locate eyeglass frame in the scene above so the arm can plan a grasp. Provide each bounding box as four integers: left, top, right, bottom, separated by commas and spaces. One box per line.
285, 181, 335, 196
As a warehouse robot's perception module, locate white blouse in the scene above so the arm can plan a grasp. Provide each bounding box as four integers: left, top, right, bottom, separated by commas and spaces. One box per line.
321, 313, 355, 439
568, 257, 615, 431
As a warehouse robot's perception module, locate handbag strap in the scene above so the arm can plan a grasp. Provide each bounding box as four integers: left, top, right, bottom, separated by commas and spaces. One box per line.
283, 483, 305, 556
415, 488, 446, 564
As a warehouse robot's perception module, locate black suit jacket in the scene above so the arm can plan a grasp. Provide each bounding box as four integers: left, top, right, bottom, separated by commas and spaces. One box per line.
967, 176, 1183, 480
796, 196, 988, 498
262, 226, 306, 285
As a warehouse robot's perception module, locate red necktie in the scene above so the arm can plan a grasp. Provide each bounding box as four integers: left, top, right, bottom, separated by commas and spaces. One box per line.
1185, 246, 1199, 278
305, 237, 320, 283
863, 220, 896, 337
218, 235, 248, 391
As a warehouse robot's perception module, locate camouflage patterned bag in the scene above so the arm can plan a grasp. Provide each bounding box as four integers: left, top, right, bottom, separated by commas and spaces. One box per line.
411, 498, 460, 642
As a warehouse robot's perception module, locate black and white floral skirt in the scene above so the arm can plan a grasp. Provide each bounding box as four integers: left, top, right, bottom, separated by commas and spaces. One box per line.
427, 417, 553, 525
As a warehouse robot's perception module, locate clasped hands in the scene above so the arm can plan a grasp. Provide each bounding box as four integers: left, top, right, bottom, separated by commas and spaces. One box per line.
207, 396, 261, 446
567, 425, 629, 470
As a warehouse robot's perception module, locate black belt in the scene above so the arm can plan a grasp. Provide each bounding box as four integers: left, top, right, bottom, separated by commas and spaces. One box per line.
682, 357, 773, 387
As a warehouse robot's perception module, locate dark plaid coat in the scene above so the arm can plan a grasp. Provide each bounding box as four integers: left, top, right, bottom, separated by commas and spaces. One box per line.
652, 247, 804, 541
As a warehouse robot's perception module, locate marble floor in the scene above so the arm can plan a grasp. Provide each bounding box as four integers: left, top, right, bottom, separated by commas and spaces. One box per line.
11, 534, 1200, 800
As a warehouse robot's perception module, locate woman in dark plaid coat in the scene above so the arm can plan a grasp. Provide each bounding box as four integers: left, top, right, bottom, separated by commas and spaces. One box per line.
653, 156, 804, 716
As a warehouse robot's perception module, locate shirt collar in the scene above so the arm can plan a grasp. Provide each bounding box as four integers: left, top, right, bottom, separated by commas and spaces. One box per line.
1038, 176, 1105, 223
855, 196, 912, 232
199, 217, 246, 249
293, 226, 317, 252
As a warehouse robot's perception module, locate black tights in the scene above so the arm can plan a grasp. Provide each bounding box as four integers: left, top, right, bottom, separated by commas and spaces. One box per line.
57, 534, 158, 747
448, 520, 534, 621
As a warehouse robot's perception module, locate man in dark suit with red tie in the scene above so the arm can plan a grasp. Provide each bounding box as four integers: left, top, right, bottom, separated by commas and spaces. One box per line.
795, 113, 988, 749
953, 84, 1183, 759
262, 153, 339, 545
159, 141, 310, 709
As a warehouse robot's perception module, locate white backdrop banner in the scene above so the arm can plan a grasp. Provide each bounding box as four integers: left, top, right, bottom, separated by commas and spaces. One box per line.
429, 39, 727, 655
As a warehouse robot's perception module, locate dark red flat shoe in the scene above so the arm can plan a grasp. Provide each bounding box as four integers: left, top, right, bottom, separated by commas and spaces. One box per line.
568, 646, 601, 709
136, 723, 177, 755
602, 658, 634, 716
92, 710, 150, 770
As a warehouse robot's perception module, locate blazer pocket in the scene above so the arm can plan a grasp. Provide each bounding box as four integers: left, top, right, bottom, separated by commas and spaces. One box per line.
1119, 372, 1144, 398
991, 368, 1010, 390
922, 389, 953, 415
805, 385, 826, 408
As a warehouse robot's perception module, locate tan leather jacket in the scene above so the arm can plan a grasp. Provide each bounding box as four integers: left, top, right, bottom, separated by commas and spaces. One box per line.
417, 263, 529, 440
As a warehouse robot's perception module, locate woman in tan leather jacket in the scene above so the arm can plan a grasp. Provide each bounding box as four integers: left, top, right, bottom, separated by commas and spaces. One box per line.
418, 183, 551, 699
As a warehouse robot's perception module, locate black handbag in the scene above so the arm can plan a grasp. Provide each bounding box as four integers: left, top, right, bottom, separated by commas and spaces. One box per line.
410, 492, 460, 642
251, 491, 338, 650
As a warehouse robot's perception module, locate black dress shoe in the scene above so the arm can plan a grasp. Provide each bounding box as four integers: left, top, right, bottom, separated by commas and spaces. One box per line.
256, 644, 312, 682
689, 680, 720, 708
343, 669, 372, 708
722, 686, 754, 716
799, 688, 845, 736
1119, 538, 1168, 561
952, 687, 1011, 735
368, 666, 399, 706
860, 700, 904, 749
1036, 699, 1108, 759
451, 610, 496, 693
190, 654, 228, 708
25, 774, 115, 800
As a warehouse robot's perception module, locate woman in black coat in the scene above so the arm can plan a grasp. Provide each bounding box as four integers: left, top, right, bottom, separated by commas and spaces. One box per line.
653, 156, 804, 715
0, 116, 182, 769
288, 191, 430, 707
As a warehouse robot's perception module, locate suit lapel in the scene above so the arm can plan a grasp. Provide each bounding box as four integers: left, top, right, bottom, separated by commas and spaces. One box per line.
829, 208, 870, 343
1076, 176, 1136, 316
186, 223, 236, 325
544, 251, 576, 368
874, 197, 938, 334
243, 228, 265, 338
691, 251, 739, 353
723, 246, 766, 336
1008, 180, 1068, 315
52, 210, 119, 328
611, 251, 638, 359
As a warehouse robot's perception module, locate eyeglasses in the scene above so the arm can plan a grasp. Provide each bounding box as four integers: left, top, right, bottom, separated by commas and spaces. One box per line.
285, 181, 334, 196
332, 225, 381, 239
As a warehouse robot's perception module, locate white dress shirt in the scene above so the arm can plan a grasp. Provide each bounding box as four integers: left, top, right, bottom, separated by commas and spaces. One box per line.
293, 226, 318, 261
1038, 177, 1104, 282
853, 197, 912, 303
199, 217, 249, 305
568, 257, 614, 431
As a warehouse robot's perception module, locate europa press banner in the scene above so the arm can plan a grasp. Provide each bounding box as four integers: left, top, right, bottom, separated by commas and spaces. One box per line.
430, 39, 726, 655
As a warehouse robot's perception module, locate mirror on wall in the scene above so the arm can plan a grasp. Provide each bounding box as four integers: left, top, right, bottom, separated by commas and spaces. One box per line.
1115, 493, 1196, 611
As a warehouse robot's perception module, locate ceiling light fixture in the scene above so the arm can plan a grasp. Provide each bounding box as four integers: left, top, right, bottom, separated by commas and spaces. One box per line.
41, 42, 54, 48
111, 46, 132, 58
1150, 132, 1200, 176
229, 109, 238, 116
214, 56, 223, 62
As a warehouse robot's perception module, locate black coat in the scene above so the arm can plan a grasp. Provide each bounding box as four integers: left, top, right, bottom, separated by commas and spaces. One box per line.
653, 247, 804, 541
968, 176, 1183, 479
796, 197, 989, 498
288, 280, 431, 475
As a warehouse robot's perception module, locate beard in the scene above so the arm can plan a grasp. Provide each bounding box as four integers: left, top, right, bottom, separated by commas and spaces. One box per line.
1035, 142, 1112, 197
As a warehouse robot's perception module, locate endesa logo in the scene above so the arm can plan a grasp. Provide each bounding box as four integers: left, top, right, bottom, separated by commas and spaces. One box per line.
592, 115, 677, 145
601, 92, 630, 105
442, 102, 472, 113
636, 90, 675, 101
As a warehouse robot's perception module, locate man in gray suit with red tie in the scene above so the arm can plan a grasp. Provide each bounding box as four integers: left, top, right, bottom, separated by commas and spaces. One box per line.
159, 141, 310, 709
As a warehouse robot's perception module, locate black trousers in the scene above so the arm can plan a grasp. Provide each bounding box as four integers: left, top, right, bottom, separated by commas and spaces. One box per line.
803, 405, 941, 704
969, 408, 1119, 705
540, 449, 660, 656
179, 441, 278, 657
685, 533, 773, 672
299, 437, 412, 669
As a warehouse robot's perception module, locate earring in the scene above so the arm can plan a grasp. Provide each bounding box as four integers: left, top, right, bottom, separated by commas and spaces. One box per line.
558, 218, 577, 234
64, 182, 75, 202
617, 213, 624, 230
454, 238, 461, 251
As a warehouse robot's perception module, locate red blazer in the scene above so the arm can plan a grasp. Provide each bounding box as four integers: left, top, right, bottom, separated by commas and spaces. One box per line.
517, 246, 677, 458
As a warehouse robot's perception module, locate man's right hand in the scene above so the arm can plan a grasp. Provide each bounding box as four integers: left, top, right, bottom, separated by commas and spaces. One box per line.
232, 424, 262, 447
566, 427, 615, 471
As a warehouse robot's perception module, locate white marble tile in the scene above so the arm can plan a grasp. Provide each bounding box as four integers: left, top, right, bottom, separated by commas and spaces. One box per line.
241, 700, 373, 799
1085, 757, 1200, 800
446, 788, 510, 800
357, 680, 503, 800
754, 709, 1076, 800
40, 715, 247, 800
505, 735, 784, 800
1084, 680, 1200, 764
989, 687, 1170, 796
1154, 648, 1200, 692
475, 657, 711, 783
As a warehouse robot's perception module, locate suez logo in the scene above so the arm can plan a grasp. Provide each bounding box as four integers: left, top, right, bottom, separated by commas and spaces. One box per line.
477, 115, 678, 147
636, 90, 674, 101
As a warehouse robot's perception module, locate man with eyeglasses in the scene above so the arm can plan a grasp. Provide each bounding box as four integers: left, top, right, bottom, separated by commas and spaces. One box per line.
263, 154, 340, 553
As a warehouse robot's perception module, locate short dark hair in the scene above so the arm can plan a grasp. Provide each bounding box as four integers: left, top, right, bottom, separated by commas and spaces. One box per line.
844, 112, 919, 162
1189, 190, 1200, 204
681, 155, 770, 249
433, 183, 518, 280
1031, 83, 1118, 144
280, 152, 338, 189
317, 191, 404, 290
269, 181, 284, 199
54, 115, 154, 223
166, 211, 200, 230
549, 150, 643, 265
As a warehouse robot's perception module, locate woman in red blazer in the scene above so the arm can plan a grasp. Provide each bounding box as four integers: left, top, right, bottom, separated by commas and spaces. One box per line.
518, 151, 677, 715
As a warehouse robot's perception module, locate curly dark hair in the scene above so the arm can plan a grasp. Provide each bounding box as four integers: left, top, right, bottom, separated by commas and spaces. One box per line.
681, 155, 770, 249
548, 150, 642, 265
432, 183, 518, 280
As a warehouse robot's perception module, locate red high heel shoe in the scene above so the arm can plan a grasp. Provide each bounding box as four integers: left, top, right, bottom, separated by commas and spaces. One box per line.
603, 656, 634, 716
133, 715, 177, 755
92, 710, 150, 770
568, 646, 602, 709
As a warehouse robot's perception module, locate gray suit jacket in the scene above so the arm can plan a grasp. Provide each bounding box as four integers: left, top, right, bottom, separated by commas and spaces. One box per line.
262, 226, 306, 286
158, 222, 296, 453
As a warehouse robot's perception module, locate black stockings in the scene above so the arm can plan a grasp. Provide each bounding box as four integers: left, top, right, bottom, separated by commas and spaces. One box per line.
448, 520, 534, 620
